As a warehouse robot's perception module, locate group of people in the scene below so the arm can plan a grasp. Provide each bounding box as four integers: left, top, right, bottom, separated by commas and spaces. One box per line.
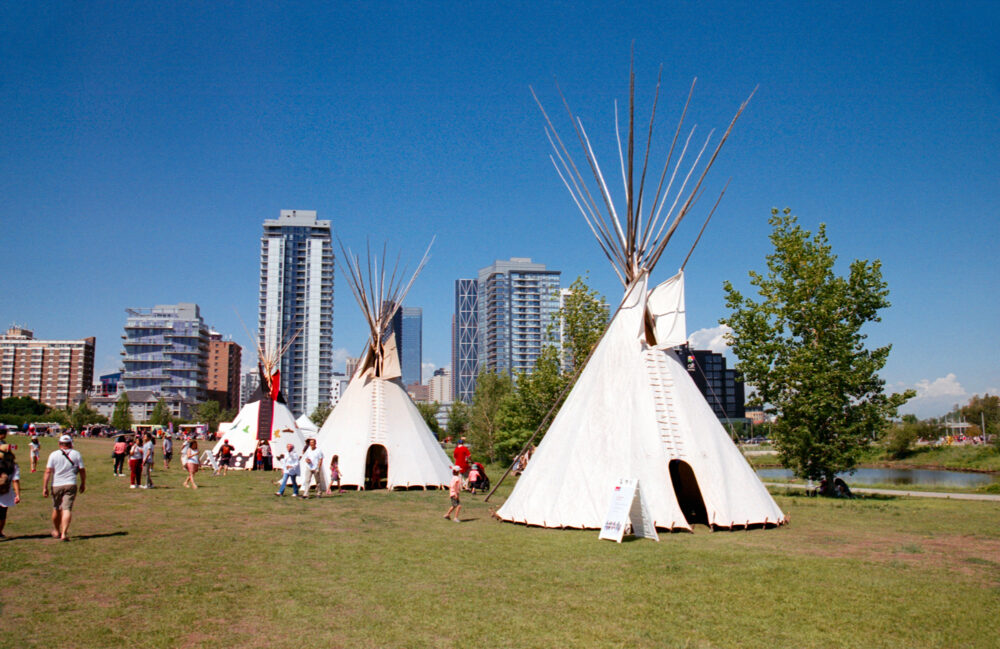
110, 432, 201, 489
274, 438, 342, 498
0, 427, 86, 541
443, 438, 491, 522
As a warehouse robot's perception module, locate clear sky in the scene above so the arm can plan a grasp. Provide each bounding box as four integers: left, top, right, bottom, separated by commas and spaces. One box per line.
2, 2, 997, 418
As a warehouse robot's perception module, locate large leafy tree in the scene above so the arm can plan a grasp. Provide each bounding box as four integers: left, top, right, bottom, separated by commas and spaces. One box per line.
415, 402, 443, 438
721, 208, 913, 487
468, 369, 513, 463
556, 274, 609, 373
496, 346, 567, 463
111, 393, 134, 431
195, 400, 225, 434
148, 397, 172, 426
446, 400, 470, 440
70, 401, 106, 430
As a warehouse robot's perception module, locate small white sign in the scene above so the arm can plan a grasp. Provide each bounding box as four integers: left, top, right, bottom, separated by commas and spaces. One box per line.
599, 478, 660, 543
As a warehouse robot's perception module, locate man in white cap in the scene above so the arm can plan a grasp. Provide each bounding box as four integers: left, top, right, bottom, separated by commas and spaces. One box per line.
42, 434, 86, 541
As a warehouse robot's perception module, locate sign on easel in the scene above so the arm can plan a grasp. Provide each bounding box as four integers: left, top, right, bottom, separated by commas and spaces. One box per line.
599, 478, 660, 543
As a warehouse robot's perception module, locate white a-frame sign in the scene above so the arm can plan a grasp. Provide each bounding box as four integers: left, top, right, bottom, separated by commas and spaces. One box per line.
599, 478, 660, 543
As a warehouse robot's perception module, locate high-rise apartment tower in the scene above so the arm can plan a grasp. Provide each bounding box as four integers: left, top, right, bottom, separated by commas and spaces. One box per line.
258, 210, 334, 417
389, 306, 422, 388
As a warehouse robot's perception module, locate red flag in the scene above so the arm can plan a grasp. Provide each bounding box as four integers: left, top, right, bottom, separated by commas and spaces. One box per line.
269, 370, 280, 402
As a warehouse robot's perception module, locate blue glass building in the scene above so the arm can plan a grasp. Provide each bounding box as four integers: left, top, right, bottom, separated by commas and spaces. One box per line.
389, 306, 422, 387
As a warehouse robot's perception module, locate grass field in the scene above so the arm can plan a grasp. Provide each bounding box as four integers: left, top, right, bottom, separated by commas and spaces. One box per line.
2, 435, 998, 649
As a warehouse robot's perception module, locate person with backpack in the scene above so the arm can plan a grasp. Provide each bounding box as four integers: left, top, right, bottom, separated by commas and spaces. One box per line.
42, 435, 86, 542
0, 436, 21, 538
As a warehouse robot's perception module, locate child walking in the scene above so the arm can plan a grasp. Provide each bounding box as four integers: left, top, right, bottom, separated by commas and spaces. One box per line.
325, 455, 343, 494
443, 465, 462, 523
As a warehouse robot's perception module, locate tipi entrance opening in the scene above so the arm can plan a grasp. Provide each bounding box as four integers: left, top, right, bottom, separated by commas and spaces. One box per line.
669, 459, 709, 526
365, 444, 388, 490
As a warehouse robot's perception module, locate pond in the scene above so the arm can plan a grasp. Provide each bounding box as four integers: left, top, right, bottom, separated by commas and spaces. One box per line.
756, 467, 998, 489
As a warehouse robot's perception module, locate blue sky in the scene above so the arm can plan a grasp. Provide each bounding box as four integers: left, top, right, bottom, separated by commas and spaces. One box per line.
2, 2, 997, 418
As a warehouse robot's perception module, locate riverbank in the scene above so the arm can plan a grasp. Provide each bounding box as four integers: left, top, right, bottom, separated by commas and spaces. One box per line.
746, 443, 1000, 474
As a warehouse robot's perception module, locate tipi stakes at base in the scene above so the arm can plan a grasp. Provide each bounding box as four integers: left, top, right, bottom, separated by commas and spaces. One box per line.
496, 59, 785, 531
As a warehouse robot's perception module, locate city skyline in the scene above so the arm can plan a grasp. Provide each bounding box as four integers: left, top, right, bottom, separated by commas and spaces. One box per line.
2, 3, 997, 419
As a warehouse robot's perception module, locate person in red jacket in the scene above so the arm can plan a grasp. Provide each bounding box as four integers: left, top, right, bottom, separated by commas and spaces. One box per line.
453, 439, 471, 482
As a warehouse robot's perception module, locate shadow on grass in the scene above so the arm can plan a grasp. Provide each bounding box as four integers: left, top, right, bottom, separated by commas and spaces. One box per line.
1, 531, 129, 542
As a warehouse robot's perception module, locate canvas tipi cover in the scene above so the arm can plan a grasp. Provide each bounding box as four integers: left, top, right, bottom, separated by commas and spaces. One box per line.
496, 274, 785, 530
315, 342, 452, 490
314, 240, 453, 490
212, 370, 305, 470
496, 70, 785, 530
296, 414, 319, 438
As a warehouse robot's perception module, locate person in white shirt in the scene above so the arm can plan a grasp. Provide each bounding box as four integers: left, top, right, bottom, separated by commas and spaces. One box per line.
300, 438, 324, 498
141, 433, 155, 489
275, 443, 300, 497
42, 435, 86, 542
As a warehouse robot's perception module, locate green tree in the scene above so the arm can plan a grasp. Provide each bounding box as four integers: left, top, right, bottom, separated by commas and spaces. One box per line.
956, 394, 999, 443
148, 397, 173, 426
556, 274, 609, 373
70, 401, 106, 430
416, 402, 443, 438
496, 346, 568, 463
111, 393, 134, 431
310, 402, 333, 426
446, 400, 470, 440
195, 400, 224, 434
721, 208, 914, 489
468, 369, 514, 463
0, 396, 49, 417
43, 408, 71, 427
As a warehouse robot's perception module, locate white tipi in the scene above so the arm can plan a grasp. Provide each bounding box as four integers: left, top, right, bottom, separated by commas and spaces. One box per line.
495, 69, 786, 530
315, 242, 453, 490
212, 337, 306, 470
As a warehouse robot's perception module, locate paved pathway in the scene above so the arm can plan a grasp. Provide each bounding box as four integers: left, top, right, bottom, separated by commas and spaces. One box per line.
763, 482, 1000, 502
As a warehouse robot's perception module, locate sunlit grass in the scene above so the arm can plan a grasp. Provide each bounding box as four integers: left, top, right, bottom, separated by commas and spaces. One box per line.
1, 435, 998, 649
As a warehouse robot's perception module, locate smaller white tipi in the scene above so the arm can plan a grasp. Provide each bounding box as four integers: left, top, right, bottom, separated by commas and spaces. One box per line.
296, 414, 319, 439
315, 241, 453, 490
212, 338, 305, 469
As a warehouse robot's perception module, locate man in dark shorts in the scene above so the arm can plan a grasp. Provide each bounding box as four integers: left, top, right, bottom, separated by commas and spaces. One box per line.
217, 439, 234, 476
42, 435, 86, 541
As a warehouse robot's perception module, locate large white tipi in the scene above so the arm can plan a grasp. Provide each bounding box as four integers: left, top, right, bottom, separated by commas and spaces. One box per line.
315, 242, 453, 490
495, 69, 786, 531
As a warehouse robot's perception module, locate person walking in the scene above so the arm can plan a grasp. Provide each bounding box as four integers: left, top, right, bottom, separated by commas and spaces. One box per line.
325, 455, 342, 494
0, 444, 20, 538
444, 465, 462, 523
162, 435, 173, 470
112, 435, 127, 476
216, 439, 234, 476
182, 440, 200, 489
141, 432, 155, 489
274, 443, 300, 497
29, 435, 41, 473
42, 434, 86, 541
300, 438, 324, 498
127, 434, 144, 488
453, 438, 471, 485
